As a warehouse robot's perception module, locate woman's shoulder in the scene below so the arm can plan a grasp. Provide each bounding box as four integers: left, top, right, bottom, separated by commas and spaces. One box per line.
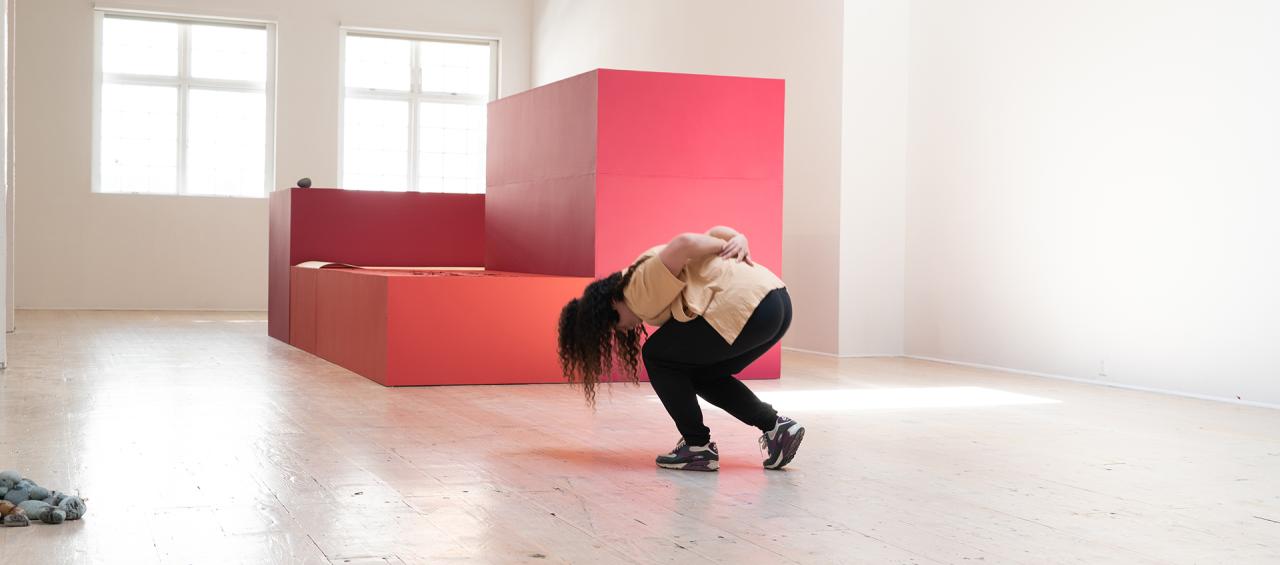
626, 245, 669, 273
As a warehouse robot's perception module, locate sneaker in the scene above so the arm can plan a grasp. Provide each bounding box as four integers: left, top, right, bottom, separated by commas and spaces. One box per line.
759, 416, 805, 470
655, 439, 719, 472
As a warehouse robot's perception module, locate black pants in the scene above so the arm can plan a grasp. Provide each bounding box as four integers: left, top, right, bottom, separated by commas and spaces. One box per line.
642, 288, 792, 446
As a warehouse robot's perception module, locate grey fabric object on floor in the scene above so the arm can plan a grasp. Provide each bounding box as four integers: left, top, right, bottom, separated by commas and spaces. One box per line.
0, 472, 88, 524
0, 470, 21, 489
3, 484, 31, 504
27, 485, 50, 501
16, 500, 51, 520
45, 508, 66, 524
16, 500, 66, 524
58, 496, 87, 520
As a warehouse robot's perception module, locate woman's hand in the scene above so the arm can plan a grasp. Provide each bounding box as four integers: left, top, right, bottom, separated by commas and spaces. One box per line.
719, 234, 753, 265
658, 228, 754, 276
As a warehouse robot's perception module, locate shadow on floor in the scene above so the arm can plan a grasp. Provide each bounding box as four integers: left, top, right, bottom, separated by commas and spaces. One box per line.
517, 447, 764, 471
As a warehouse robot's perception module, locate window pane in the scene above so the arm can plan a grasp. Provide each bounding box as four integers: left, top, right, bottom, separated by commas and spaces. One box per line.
186, 90, 266, 197
102, 17, 179, 76
419, 41, 491, 96
418, 102, 485, 194
99, 84, 178, 194
343, 98, 409, 190
345, 35, 410, 91
191, 24, 267, 82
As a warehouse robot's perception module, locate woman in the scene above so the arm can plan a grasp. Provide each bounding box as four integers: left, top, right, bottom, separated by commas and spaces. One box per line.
557, 226, 804, 471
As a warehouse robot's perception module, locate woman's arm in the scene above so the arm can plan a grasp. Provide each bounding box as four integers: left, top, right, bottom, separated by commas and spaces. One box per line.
658, 233, 727, 276
706, 225, 741, 241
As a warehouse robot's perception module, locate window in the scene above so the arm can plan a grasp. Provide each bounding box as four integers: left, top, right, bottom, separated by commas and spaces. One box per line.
341, 32, 496, 193
93, 12, 275, 197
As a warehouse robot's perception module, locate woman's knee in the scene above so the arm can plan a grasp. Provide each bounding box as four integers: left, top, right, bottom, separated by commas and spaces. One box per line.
643, 339, 689, 384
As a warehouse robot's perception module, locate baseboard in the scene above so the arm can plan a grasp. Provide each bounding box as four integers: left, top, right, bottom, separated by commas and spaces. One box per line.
781, 347, 902, 359
905, 355, 1280, 411
16, 307, 267, 313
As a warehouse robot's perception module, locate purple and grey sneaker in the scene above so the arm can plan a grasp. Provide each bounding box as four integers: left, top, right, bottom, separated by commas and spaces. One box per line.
759, 416, 804, 470
655, 439, 719, 472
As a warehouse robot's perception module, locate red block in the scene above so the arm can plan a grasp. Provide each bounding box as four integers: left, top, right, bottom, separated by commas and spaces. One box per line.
486, 69, 785, 379
268, 188, 485, 342
289, 267, 593, 386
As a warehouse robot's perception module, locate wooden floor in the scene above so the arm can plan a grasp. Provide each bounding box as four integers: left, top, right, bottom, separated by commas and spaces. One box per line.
1, 310, 1277, 564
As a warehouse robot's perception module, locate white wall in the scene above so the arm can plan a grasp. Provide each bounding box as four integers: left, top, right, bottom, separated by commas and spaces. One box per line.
4, 0, 11, 330
0, 0, 9, 365
15, 0, 531, 310
531, 0, 845, 353
905, 0, 1280, 405
23, 0, 1276, 404
839, 1, 908, 356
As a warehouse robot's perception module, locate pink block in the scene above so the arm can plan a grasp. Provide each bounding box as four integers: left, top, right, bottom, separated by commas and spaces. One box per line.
486, 69, 785, 380
595, 175, 783, 280
486, 69, 784, 279
268, 188, 485, 342
596, 70, 784, 181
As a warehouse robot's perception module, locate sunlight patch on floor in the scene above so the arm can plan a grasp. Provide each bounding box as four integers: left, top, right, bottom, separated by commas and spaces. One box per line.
653, 386, 1060, 412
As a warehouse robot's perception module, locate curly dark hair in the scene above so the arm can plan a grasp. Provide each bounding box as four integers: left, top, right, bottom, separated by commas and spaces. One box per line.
557, 256, 653, 404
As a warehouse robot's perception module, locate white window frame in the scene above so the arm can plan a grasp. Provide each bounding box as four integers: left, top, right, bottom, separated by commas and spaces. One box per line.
92, 9, 277, 198
338, 28, 499, 192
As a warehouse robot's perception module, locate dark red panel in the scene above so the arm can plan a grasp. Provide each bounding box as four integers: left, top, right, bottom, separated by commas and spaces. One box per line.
486, 70, 597, 187
597, 69, 784, 181
485, 176, 597, 276
288, 188, 485, 267
484, 69, 598, 276
268, 188, 484, 345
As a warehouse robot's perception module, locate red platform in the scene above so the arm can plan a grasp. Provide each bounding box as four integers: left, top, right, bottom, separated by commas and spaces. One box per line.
485, 69, 785, 379
269, 189, 484, 342
290, 267, 592, 386
270, 69, 785, 386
